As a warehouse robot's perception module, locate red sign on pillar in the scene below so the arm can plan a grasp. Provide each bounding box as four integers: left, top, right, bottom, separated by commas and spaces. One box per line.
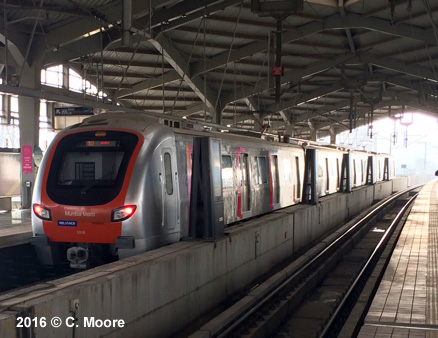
22, 145, 33, 174
271, 66, 284, 76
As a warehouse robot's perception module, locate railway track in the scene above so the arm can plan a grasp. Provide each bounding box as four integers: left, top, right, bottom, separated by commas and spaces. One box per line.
189, 186, 420, 338
0, 244, 74, 294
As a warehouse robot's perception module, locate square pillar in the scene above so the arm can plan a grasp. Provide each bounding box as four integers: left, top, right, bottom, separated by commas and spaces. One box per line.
18, 66, 40, 208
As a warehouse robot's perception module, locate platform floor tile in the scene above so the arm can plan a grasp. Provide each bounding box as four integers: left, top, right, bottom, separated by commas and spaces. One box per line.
358, 180, 438, 338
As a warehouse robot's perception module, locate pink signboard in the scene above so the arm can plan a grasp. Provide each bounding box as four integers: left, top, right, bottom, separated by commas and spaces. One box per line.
22, 145, 33, 174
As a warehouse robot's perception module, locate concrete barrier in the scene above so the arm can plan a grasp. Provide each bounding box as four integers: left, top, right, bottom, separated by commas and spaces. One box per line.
392, 177, 408, 192
347, 185, 374, 218
0, 176, 435, 338
374, 181, 393, 201
407, 175, 434, 187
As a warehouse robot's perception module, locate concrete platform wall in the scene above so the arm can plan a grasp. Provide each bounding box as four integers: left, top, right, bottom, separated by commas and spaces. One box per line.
407, 175, 434, 187
0, 176, 435, 338
347, 185, 374, 218
392, 177, 408, 192
374, 181, 394, 201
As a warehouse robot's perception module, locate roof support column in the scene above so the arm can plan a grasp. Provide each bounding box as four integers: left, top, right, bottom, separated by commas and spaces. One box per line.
308, 121, 318, 141
1, 94, 10, 125
253, 113, 269, 132
62, 66, 69, 93
285, 122, 294, 137
329, 126, 338, 144
281, 110, 295, 137
253, 113, 263, 132
213, 106, 224, 125
18, 65, 40, 208
244, 97, 267, 132
122, 0, 132, 46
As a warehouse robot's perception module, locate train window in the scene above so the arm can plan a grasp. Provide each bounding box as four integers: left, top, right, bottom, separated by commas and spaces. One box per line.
221, 155, 234, 188
164, 152, 173, 195
283, 158, 291, 181
256, 156, 268, 184
336, 159, 340, 189
318, 165, 323, 178
212, 141, 222, 198
75, 162, 95, 180
271, 155, 279, 204
295, 157, 301, 199
240, 153, 250, 212
353, 160, 357, 185
58, 151, 124, 185
325, 158, 329, 191
47, 131, 138, 206
377, 160, 382, 181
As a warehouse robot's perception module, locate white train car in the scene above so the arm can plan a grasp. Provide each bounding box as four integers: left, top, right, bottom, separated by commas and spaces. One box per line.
31, 112, 394, 268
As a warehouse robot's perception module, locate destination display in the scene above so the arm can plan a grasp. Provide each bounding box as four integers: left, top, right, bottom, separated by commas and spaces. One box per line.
54, 106, 94, 116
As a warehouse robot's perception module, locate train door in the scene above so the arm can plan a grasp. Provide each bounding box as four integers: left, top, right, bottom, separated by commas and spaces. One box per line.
162, 149, 179, 231
240, 153, 250, 212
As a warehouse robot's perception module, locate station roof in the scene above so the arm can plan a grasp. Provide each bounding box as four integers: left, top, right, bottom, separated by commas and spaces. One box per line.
1, 0, 438, 138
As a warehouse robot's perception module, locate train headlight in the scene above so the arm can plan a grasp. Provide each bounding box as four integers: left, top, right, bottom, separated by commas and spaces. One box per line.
33, 204, 52, 221
111, 205, 137, 222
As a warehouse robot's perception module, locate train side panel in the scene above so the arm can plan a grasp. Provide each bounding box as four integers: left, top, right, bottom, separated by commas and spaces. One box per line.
350, 152, 369, 187
316, 148, 344, 197
174, 132, 306, 230
31, 112, 394, 268
119, 125, 180, 259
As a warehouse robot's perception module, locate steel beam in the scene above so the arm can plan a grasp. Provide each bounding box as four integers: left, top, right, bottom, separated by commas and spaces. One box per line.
0, 83, 139, 113
362, 54, 438, 82
191, 12, 433, 77
149, 34, 219, 114
223, 53, 358, 105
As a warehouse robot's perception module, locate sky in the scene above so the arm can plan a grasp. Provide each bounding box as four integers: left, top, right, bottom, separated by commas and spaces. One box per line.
331, 113, 438, 176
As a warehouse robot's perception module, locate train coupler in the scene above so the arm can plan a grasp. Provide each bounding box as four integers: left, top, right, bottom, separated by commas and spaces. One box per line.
67, 246, 89, 269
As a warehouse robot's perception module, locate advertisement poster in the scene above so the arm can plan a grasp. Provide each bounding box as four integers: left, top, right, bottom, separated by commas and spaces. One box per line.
22, 145, 33, 174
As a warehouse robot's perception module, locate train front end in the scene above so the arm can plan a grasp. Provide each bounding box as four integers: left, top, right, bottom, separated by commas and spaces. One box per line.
31, 128, 143, 268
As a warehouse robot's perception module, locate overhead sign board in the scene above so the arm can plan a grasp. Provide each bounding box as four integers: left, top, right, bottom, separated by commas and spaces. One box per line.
54, 107, 94, 116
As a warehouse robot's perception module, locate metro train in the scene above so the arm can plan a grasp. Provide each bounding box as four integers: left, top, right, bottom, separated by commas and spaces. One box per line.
31, 113, 394, 268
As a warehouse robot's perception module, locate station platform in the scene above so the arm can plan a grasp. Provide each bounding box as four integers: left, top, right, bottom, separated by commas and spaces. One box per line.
0, 209, 32, 248
358, 179, 438, 337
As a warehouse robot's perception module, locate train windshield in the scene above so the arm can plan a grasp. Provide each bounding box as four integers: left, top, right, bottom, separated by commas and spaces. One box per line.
57, 150, 124, 186
46, 131, 139, 206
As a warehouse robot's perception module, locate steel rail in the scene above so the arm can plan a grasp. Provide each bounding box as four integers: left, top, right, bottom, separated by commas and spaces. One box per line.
215, 184, 422, 338
318, 191, 419, 338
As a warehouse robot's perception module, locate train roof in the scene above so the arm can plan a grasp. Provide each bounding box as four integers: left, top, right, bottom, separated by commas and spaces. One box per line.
173, 125, 305, 150
61, 112, 390, 157
66, 112, 160, 133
